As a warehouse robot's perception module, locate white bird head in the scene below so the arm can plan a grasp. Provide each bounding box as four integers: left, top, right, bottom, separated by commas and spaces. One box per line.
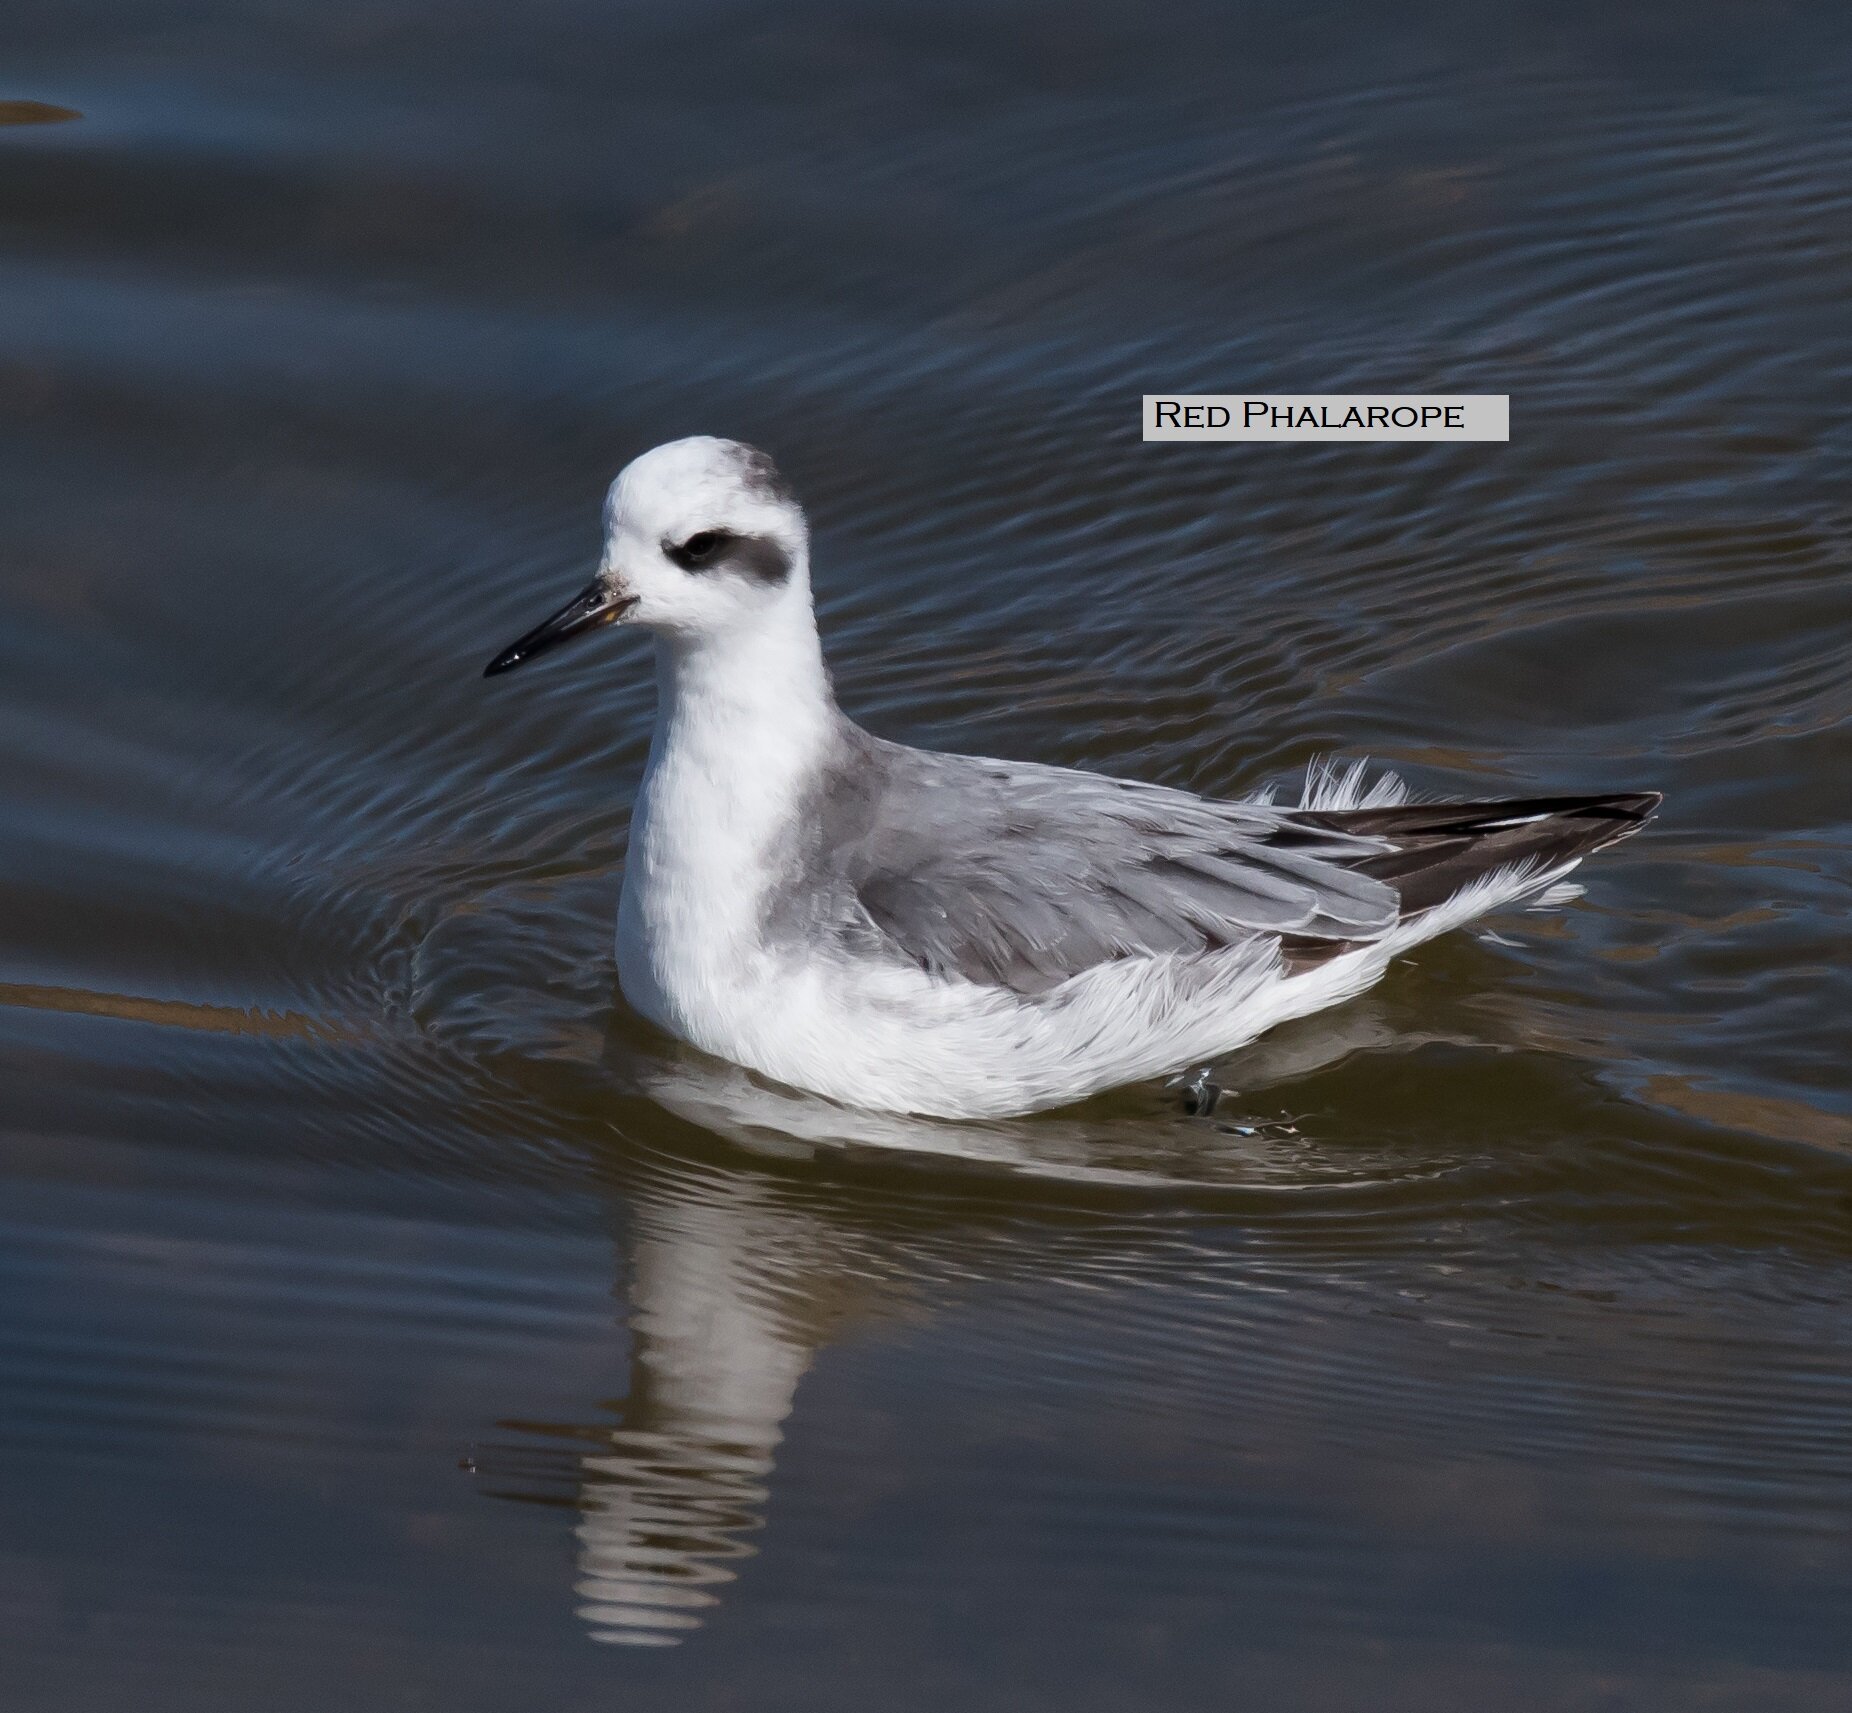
484, 436, 810, 676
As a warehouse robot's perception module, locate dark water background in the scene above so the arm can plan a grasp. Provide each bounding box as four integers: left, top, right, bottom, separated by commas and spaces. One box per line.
5, 2, 1852, 1706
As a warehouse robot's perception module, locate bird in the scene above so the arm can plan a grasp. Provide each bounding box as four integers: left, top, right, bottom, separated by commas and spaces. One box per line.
484, 436, 1660, 1121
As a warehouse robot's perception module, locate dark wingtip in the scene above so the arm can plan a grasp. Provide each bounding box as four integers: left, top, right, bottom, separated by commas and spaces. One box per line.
1584, 789, 1663, 851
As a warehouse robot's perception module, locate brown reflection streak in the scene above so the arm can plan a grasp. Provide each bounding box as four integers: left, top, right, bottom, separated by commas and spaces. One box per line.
0, 101, 82, 125
0, 981, 337, 1040
1678, 839, 1838, 875
1643, 1075, 1852, 1155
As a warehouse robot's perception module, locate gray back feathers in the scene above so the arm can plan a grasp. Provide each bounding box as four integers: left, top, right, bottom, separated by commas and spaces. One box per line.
766, 724, 1403, 995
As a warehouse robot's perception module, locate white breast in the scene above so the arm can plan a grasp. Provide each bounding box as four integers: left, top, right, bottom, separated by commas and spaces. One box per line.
615, 615, 837, 1056
617, 737, 777, 1043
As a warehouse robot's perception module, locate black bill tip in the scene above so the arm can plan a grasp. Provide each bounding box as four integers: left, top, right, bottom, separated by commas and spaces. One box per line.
483, 580, 634, 678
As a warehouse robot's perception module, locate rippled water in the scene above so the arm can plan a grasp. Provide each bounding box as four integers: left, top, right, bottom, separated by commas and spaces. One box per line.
6, 1, 1852, 1705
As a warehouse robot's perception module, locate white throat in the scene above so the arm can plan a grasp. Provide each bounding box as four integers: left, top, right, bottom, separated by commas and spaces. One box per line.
615, 592, 839, 1042
653, 594, 833, 763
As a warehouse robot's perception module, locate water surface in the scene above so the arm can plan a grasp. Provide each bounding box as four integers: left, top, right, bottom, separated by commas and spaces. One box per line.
5, 2, 1852, 1706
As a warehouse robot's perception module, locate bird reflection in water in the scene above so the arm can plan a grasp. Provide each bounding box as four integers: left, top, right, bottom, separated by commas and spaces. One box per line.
472, 1137, 841, 1645
473, 998, 1445, 1644
569, 1175, 818, 1645
469, 1054, 1164, 1645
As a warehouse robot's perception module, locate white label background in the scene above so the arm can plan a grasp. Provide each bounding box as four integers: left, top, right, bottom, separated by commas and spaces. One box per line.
1144, 394, 1509, 442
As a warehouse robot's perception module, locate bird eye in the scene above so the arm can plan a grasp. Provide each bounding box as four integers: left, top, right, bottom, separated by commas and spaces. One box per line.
671, 530, 729, 568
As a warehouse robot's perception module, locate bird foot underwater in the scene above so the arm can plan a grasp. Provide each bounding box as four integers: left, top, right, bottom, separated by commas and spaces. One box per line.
1169, 1067, 1303, 1137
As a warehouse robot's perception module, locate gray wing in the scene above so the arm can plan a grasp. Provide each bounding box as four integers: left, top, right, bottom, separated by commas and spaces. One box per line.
806, 730, 1399, 995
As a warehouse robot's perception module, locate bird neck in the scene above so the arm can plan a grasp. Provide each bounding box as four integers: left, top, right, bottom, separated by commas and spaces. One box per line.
648, 596, 840, 807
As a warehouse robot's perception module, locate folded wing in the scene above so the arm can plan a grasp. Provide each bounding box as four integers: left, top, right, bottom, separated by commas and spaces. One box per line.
818, 733, 1660, 997
829, 739, 1400, 994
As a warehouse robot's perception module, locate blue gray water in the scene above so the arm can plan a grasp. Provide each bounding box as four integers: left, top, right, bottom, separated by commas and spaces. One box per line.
5, 2, 1852, 1706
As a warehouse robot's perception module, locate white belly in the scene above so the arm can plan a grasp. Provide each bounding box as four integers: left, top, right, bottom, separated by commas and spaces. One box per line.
617, 846, 1379, 1120
614, 830, 1549, 1119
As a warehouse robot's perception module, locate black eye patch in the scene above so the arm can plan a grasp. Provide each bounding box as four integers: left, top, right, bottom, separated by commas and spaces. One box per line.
666, 529, 731, 569
663, 529, 791, 584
